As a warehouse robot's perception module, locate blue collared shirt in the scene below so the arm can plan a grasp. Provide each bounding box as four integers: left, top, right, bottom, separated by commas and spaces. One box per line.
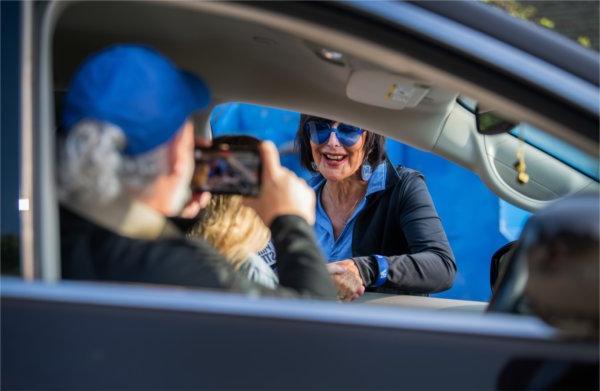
310, 162, 387, 262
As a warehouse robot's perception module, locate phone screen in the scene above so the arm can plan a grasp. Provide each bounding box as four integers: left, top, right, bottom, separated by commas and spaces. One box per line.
192, 144, 261, 196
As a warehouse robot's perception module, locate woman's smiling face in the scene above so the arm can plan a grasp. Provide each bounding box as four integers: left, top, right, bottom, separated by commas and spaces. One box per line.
310, 122, 367, 182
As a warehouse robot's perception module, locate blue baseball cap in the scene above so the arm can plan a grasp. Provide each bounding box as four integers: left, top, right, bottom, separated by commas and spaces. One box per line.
62, 44, 210, 155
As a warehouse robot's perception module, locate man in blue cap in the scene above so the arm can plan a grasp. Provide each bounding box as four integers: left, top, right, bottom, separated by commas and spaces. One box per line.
57, 44, 335, 298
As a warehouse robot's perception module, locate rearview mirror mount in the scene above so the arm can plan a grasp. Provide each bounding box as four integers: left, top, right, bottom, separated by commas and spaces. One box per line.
476, 107, 517, 135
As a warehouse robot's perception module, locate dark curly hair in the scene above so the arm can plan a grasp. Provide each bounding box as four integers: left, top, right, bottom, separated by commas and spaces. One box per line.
295, 114, 386, 173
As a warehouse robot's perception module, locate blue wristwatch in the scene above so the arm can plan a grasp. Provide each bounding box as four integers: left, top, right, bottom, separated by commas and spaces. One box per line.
371, 255, 389, 288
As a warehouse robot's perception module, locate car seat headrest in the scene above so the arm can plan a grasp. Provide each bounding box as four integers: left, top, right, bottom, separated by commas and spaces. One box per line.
523, 193, 598, 338
489, 193, 599, 339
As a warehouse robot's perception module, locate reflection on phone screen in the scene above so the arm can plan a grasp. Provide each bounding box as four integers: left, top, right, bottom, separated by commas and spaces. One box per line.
192, 146, 261, 196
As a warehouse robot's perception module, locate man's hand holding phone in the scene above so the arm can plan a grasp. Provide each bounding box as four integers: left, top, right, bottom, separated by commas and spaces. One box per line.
244, 141, 316, 226
192, 141, 261, 196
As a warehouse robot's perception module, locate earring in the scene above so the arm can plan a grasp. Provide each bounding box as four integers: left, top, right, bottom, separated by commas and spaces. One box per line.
311, 161, 318, 171
361, 163, 372, 181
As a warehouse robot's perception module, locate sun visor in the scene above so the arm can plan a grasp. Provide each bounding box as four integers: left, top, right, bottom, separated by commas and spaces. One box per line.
346, 70, 430, 110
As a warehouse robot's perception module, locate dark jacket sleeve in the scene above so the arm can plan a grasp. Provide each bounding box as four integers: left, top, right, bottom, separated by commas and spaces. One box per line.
61, 206, 335, 299
268, 215, 337, 298
352, 173, 456, 293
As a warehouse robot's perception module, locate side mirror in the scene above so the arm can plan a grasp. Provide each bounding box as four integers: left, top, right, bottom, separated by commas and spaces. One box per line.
476, 107, 517, 135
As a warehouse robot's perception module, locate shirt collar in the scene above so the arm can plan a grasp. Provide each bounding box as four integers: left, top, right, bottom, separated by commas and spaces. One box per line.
62, 193, 181, 240
365, 162, 387, 196
308, 174, 326, 190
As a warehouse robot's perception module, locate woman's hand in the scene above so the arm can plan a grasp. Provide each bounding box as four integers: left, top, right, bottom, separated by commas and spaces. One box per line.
327, 259, 365, 301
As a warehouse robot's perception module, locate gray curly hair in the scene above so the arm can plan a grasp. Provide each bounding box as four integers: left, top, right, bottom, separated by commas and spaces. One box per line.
57, 120, 168, 206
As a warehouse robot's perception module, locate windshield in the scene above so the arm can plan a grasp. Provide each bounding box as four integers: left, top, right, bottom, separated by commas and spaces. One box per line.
511, 123, 599, 181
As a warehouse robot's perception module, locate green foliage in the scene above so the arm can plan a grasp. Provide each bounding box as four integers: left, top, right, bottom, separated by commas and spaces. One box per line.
484, 0, 537, 20
482, 0, 595, 50
578, 36, 592, 48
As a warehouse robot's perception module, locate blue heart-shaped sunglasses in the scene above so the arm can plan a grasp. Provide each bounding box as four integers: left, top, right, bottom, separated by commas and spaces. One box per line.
304, 119, 364, 147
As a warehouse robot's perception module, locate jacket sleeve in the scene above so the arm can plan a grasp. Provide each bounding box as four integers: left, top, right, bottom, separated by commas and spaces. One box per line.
267, 215, 337, 298
352, 173, 456, 294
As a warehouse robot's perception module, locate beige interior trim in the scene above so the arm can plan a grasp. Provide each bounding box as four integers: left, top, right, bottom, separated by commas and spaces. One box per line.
52, 1, 598, 212
180, 1, 588, 153
356, 292, 487, 312
434, 104, 598, 211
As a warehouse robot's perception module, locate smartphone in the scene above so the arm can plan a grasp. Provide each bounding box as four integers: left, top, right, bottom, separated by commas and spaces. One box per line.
192, 143, 262, 196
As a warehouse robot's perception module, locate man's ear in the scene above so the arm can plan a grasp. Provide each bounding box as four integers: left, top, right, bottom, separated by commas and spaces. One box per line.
168, 121, 194, 176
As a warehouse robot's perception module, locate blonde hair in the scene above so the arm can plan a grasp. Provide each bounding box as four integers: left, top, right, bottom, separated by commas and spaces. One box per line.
190, 195, 270, 269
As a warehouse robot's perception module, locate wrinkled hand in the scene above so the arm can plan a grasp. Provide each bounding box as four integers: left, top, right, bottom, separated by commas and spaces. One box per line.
244, 141, 316, 226
327, 259, 365, 302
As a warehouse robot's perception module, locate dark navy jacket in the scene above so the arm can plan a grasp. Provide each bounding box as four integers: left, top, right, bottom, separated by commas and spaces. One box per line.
60, 206, 336, 299
351, 160, 456, 294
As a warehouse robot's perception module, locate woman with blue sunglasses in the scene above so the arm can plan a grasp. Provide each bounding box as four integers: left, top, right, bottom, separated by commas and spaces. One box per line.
296, 115, 456, 301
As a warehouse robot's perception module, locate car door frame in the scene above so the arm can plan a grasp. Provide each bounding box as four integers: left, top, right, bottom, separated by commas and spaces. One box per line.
3, 277, 598, 389
9, 1, 600, 387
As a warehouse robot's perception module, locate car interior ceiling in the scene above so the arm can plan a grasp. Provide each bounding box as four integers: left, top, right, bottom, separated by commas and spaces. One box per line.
52, 1, 459, 151
51, 1, 600, 215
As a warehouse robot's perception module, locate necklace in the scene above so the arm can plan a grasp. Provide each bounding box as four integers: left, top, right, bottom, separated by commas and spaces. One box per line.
322, 185, 364, 235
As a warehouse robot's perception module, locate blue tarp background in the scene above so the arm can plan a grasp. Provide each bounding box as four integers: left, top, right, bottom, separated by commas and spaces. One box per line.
211, 103, 530, 301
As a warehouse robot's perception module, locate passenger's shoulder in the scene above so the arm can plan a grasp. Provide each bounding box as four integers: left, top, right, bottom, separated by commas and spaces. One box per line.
119, 234, 224, 274
157, 235, 223, 260
137, 236, 233, 288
